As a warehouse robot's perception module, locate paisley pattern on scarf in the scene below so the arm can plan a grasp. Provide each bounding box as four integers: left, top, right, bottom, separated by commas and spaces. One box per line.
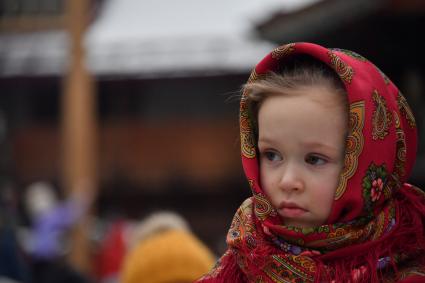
327, 51, 354, 83
372, 90, 392, 140
196, 42, 425, 283
397, 92, 416, 128
271, 43, 296, 60
240, 68, 269, 159
335, 101, 365, 200
264, 254, 316, 282
247, 69, 267, 84
330, 48, 368, 62
254, 193, 275, 221
240, 97, 256, 159
393, 111, 407, 181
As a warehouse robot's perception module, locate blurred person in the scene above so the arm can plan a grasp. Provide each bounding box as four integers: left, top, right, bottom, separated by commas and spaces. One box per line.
94, 219, 127, 283
0, 182, 30, 283
196, 43, 425, 282
23, 181, 93, 283
120, 211, 215, 283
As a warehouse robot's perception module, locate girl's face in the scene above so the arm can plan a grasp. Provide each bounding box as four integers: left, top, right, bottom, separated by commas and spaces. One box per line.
257, 86, 346, 228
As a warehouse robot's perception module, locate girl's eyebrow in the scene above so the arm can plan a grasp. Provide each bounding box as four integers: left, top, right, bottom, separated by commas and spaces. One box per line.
301, 141, 340, 152
257, 137, 274, 145
258, 137, 338, 149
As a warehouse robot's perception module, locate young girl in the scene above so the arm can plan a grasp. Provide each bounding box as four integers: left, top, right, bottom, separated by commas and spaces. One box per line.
196, 42, 425, 282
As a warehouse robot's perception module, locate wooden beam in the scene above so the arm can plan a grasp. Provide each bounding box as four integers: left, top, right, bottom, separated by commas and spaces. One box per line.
62, 0, 97, 274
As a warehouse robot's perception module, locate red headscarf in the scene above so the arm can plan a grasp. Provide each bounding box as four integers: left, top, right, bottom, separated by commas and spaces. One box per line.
197, 42, 425, 282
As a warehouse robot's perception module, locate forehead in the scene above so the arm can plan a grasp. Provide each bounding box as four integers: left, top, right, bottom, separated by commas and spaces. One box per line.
259, 85, 345, 111
257, 89, 347, 146
258, 91, 342, 124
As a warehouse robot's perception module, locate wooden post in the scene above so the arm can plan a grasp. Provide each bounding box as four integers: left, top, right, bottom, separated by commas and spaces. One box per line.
62, 0, 97, 274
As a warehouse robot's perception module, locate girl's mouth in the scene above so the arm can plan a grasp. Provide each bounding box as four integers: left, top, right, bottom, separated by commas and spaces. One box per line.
280, 207, 307, 217
278, 201, 307, 217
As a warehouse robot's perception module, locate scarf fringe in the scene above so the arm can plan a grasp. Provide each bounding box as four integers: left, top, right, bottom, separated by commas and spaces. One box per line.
219, 251, 247, 283
315, 187, 425, 282
197, 250, 247, 283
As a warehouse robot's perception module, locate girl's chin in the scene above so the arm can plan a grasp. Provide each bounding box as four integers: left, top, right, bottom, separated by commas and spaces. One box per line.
278, 216, 323, 229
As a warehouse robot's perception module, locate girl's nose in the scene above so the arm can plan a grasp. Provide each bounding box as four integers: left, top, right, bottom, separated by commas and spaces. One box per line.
278, 164, 304, 192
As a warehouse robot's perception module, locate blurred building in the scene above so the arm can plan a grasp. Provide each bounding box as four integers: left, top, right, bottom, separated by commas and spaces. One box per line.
0, 0, 312, 257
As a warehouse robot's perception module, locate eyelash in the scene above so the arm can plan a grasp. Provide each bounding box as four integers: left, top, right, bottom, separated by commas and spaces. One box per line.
263, 151, 282, 162
261, 150, 328, 166
305, 154, 328, 165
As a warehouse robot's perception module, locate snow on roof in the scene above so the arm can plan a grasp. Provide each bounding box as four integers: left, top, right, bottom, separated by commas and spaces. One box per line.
0, 0, 318, 77
0, 30, 69, 77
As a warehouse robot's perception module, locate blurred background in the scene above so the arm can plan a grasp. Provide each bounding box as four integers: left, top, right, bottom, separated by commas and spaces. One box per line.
0, 0, 424, 282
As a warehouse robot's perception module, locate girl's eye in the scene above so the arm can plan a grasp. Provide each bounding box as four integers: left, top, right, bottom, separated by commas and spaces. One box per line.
305, 154, 327, 165
263, 151, 282, 162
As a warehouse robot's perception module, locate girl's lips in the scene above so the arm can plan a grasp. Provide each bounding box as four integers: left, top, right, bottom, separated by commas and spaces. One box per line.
280, 207, 307, 218
278, 202, 307, 218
